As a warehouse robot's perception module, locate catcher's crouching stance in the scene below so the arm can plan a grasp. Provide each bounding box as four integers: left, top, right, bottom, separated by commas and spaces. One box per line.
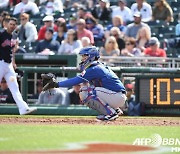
41, 46, 127, 121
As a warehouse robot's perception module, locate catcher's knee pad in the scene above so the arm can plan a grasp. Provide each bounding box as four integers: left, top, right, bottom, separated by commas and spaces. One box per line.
79, 85, 94, 103
79, 86, 116, 115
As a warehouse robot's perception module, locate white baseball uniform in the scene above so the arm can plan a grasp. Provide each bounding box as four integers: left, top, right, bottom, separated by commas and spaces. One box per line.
0, 29, 32, 114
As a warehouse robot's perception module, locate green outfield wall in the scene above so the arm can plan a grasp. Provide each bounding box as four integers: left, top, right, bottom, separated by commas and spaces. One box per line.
0, 66, 179, 116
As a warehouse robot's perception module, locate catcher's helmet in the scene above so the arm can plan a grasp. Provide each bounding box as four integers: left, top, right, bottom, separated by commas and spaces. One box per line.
79, 46, 100, 71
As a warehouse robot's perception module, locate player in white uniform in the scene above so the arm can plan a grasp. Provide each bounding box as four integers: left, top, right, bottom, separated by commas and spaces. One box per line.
0, 17, 37, 115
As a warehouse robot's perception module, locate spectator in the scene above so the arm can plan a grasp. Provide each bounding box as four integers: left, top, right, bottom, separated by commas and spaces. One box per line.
36, 87, 66, 105
0, 11, 10, 29
30, 80, 43, 99
143, 37, 166, 57
100, 36, 120, 56
63, 0, 89, 10
152, 0, 173, 22
67, 14, 77, 30
109, 27, 126, 52
76, 19, 94, 45
131, 0, 152, 22
91, 0, 111, 22
125, 12, 151, 38
40, 0, 64, 15
9, 0, 21, 7
125, 83, 135, 104
106, 16, 126, 34
67, 84, 81, 105
85, 16, 104, 42
1, 17, 10, 29
0, 0, 9, 10
0, 78, 15, 104
175, 13, 180, 36
81, 37, 91, 47
121, 37, 142, 56
125, 83, 143, 116
13, 0, 39, 16
35, 27, 60, 54
53, 22, 67, 45
55, 17, 66, 27
38, 15, 58, 40
77, 6, 88, 19
58, 29, 82, 54
112, 0, 133, 24
136, 26, 151, 52
17, 13, 38, 43
36, 73, 65, 105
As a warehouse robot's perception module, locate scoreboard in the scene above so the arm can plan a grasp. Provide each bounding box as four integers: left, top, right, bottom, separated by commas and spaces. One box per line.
137, 77, 180, 106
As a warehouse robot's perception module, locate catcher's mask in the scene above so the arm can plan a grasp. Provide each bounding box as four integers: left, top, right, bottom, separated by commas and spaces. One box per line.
79, 46, 100, 71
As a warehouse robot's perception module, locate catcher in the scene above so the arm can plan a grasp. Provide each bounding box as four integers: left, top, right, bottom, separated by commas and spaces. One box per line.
41, 46, 127, 121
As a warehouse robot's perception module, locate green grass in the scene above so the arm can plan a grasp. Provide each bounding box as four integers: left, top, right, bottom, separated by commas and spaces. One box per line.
0, 116, 179, 151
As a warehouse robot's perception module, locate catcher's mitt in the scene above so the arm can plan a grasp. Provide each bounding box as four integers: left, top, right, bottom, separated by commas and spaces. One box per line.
41, 73, 58, 91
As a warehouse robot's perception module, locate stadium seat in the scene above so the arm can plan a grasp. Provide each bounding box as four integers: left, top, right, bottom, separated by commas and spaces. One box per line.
30, 18, 43, 31
151, 27, 159, 37
109, 0, 118, 6
147, 20, 165, 28
63, 7, 77, 19
19, 41, 37, 53
158, 26, 176, 39
95, 40, 104, 48
171, 1, 180, 8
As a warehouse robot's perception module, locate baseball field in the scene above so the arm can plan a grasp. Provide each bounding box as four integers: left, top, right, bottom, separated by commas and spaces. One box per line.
0, 115, 179, 153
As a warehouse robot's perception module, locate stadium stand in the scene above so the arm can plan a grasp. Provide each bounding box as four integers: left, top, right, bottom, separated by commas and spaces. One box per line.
0, 0, 179, 55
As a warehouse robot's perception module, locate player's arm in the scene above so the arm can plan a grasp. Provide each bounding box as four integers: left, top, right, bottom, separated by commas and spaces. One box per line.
12, 40, 18, 70
41, 73, 86, 91
58, 67, 100, 88
58, 76, 85, 87
41, 68, 98, 91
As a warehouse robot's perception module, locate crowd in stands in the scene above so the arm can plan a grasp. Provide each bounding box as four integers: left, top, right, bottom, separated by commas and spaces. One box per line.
0, 0, 180, 105
0, 0, 179, 57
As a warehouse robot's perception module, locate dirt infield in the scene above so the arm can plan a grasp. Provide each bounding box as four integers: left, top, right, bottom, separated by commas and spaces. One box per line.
0, 143, 159, 154
0, 116, 179, 126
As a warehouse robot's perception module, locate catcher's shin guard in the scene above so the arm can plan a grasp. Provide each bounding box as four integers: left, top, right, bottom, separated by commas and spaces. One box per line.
79, 86, 116, 115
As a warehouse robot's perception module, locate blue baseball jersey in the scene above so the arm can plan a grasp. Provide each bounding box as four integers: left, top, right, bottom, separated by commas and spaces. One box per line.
58, 62, 125, 92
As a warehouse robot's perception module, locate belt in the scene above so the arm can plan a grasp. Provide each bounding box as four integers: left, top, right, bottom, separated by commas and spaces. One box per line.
0, 58, 11, 63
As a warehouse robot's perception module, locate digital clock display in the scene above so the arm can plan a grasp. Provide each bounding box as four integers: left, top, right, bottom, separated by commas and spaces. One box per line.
138, 78, 180, 105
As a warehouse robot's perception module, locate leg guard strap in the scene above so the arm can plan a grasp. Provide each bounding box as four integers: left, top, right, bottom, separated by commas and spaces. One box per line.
79, 85, 116, 115
85, 95, 116, 115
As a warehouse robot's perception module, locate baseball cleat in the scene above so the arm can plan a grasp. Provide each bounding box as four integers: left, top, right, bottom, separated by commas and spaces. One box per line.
116, 107, 124, 116
96, 113, 118, 121
20, 107, 37, 115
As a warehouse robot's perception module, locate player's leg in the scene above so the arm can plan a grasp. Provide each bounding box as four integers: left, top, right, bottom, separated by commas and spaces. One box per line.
95, 87, 127, 110
79, 86, 118, 121
4, 63, 37, 115
0, 61, 6, 82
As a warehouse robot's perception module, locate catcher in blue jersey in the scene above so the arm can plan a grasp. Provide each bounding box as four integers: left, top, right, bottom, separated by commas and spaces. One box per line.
42, 46, 127, 121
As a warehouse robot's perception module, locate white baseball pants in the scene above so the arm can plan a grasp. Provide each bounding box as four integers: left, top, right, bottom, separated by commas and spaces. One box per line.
0, 60, 29, 114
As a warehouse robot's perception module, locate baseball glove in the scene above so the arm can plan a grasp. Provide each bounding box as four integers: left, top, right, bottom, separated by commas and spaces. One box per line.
41, 73, 58, 91
15, 68, 24, 78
